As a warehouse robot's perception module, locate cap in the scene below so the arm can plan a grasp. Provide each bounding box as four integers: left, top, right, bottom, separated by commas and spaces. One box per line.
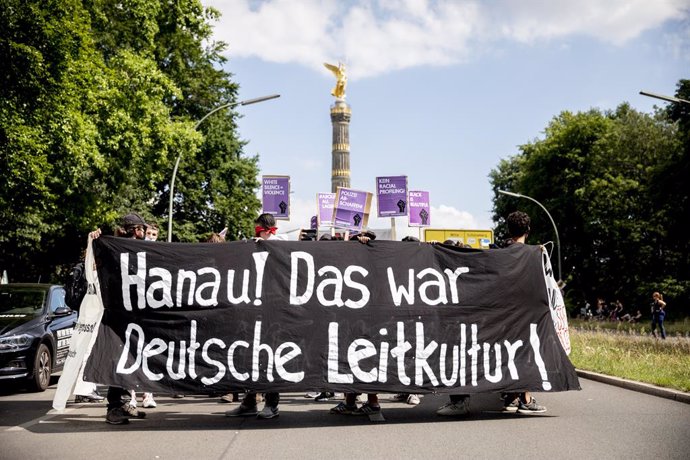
121, 212, 148, 229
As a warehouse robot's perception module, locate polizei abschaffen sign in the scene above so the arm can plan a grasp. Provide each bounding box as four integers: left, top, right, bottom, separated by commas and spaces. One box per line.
84, 237, 579, 395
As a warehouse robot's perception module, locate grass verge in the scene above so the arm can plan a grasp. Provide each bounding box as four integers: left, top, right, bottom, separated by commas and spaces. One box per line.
569, 327, 690, 392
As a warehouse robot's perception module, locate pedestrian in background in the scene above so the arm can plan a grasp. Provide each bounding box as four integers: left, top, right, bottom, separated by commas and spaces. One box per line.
650, 291, 667, 339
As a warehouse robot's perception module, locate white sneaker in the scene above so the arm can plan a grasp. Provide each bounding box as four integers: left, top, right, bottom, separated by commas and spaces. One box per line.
406, 394, 421, 405
436, 398, 470, 416
143, 393, 157, 408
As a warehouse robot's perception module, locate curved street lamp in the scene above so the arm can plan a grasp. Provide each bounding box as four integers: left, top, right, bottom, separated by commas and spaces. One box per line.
639, 90, 690, 105
167, 94, 280, 241
498, 189, 562, 284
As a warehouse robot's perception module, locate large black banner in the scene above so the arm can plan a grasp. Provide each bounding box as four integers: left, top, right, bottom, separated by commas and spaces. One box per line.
84, 237, 580, 395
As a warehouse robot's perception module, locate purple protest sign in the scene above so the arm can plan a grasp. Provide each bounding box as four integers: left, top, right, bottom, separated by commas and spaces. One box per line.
262, 176, 290, 219
376, 175, 408, 217
333, 187, 372, 230
408, 190, 431, 227
317, 192, 336, 227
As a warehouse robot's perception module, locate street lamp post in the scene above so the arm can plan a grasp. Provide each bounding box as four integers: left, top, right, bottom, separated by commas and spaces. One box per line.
498, 189, 562, 283
639, 90, 690, 105
167, 94, 280, 242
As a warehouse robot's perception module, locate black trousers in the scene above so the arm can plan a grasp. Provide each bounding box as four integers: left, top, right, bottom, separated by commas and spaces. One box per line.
243, 392, 279, 407
106, 386, 130, 411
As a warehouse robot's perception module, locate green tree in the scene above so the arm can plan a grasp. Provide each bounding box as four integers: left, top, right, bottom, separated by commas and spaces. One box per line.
84, 0, 261, 241
490, 102, 687, 316
1, 0, 257, 283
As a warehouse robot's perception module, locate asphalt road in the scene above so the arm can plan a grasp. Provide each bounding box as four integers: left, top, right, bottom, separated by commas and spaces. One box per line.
1, 377, 689, 460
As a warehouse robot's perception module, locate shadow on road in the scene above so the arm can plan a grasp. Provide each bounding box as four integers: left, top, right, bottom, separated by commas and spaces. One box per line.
19, 392, 556, 434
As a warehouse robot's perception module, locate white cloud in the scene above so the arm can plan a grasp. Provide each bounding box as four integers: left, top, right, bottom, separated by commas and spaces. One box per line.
493, 0, 689, 45
206, 0, 688, 78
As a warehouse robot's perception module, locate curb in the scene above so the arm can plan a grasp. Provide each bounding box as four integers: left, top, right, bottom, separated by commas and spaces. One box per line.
576, 369, 690, 404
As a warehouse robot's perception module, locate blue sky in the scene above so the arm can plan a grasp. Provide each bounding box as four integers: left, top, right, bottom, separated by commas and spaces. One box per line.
206, 0, 689, 238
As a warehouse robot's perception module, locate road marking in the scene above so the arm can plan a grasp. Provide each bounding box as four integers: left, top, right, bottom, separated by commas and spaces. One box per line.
5, 408, 76, 432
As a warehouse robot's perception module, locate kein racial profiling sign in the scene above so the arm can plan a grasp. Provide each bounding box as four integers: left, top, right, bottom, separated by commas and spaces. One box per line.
83, 237, 579, 396
376, 176, 408, 218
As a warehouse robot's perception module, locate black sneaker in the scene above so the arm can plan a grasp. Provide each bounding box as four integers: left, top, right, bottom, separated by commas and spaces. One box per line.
502, 396, 519, 413
122, 404, 146, 419
106, 407, 130, 425
315, 391, 334, 401
257, 405, 279, 419
225, 404, 258, 417
517, 397, 547, 414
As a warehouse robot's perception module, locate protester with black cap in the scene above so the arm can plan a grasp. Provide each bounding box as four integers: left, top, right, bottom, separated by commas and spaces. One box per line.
89, 212, 149, 424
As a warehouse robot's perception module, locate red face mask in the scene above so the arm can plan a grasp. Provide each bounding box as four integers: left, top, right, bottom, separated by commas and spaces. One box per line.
255, 226, 277, 237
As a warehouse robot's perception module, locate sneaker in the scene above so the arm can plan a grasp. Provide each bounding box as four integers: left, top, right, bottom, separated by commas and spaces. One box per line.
75, 390, 105, 403
517, 397, 547, 414
502, 396, 519, 413
143, 393, 157, 408
406, 394, 421, 405
123, 404, 146, 419
225, 404, 258, 417
391, 393, 407, 402
315, 391, 335, 401
352, 402, 381, 416
257, 405, 279, 419
436, 399, 470, 416
220, 393, 235, 403
304, 392, 321, 398
329, 402, 357, 415
105, 407, 130, 425
172, 394, 185, 399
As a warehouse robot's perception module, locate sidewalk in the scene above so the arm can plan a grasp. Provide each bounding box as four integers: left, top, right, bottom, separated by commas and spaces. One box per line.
576, 369, 690, 404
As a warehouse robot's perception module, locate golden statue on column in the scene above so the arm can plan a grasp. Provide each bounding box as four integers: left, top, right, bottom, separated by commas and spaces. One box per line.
323, 62, 347, 99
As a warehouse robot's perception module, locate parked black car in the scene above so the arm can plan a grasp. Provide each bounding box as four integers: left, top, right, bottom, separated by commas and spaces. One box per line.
0, 284, 77, 391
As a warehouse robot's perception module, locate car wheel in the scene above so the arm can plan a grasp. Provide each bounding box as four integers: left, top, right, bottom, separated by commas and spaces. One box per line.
29, 344, 52, 392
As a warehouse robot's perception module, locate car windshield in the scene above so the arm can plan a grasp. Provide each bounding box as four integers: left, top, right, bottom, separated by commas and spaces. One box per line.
0, 287, 47, 318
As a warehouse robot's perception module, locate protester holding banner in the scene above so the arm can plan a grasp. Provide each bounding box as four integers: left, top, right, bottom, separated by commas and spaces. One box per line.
329, 231, 383, 418
131, 224, 160, 409
226, 213, 282, 419
501, 211, 547, 414
203, 231, 243, 405
393, 236, 422, 406
94, 213, 150, 424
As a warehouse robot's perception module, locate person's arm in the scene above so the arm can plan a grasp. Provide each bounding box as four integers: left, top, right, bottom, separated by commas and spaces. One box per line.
89, 229, 102, 239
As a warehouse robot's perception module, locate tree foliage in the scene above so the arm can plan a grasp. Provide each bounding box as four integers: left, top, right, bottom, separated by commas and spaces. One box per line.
490, 93, 689, 317
0, 0, 261, 282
